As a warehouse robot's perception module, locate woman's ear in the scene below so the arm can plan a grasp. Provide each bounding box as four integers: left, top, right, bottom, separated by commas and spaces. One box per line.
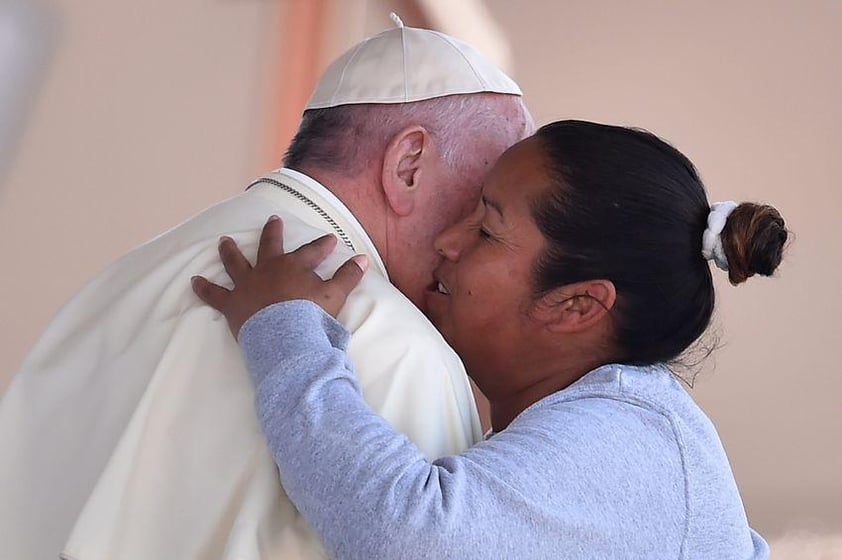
531, 279, 617, 333
381, 125, 430, 217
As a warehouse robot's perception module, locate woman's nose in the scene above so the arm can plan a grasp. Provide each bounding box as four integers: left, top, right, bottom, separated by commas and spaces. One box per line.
434, 220, 466, 262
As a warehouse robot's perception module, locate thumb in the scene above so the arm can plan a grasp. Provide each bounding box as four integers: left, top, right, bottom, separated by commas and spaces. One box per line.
328, 254, 368, 297
191, 275, 231, 312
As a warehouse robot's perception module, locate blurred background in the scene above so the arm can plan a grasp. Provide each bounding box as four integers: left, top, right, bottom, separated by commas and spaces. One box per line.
1, 0, 840, 555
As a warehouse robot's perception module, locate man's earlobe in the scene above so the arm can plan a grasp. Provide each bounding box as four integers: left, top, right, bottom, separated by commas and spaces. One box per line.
532, 279, 617, 333
381, 126, 429, 217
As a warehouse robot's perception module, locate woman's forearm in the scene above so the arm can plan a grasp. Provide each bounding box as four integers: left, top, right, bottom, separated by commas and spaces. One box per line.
239, 300, 476, 559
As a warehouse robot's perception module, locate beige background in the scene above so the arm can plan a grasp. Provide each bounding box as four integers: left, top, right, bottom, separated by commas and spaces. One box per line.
1, 0, 840, 549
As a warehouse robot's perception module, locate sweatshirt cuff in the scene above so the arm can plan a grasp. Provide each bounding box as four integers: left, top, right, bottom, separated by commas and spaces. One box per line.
239, 300, 350, 387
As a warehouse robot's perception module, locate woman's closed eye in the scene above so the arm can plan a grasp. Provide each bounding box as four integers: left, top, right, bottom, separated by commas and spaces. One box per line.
469, 221, 494, 241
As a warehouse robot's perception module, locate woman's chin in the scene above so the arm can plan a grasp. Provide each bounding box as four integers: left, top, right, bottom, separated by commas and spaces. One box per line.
426, 310, 458, 349
423, 290, 449, 327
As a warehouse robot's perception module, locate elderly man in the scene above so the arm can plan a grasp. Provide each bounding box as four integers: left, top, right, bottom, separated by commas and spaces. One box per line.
0, 19, 532, 560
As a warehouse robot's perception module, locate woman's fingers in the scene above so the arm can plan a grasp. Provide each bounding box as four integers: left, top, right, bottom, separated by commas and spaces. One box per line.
291, 234, 338, 269
218, 237, 252, 284
194, 227, 367, 326
330, 255, 368, 293
257, 216, 284, 263
317, 255, 368, 317
191, 275, 231, 312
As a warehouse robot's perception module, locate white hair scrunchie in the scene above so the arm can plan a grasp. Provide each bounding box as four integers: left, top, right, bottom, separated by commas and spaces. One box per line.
702, 201, 738, 271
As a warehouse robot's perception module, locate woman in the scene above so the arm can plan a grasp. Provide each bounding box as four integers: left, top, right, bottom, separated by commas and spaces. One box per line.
192, 120, 787, 559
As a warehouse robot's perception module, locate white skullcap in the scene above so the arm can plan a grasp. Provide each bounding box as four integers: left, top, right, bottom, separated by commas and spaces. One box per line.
305, 13, 522, 110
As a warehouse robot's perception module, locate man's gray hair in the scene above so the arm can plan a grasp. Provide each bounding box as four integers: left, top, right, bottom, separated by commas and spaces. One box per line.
283, 93, 530, 176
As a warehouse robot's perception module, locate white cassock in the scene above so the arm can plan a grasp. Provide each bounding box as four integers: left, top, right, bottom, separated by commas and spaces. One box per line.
0, 168, 482, 560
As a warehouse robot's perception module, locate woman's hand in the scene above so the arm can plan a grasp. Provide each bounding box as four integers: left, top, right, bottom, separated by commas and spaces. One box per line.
191, 215, 368, 338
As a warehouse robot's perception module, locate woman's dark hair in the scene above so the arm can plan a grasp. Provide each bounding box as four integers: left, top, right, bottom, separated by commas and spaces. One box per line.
532, 120, 788, 366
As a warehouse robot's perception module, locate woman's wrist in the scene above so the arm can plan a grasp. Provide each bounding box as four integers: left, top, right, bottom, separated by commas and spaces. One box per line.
239, 300, 350, 387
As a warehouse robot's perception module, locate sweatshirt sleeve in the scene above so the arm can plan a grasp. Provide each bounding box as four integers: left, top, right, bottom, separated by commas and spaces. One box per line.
239, 300, 510, 560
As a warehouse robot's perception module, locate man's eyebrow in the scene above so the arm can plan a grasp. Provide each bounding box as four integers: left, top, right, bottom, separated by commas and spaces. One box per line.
482, 196, 504, 219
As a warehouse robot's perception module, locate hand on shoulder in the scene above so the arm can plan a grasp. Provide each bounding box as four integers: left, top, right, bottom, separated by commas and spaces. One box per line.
191, 215, 368, 338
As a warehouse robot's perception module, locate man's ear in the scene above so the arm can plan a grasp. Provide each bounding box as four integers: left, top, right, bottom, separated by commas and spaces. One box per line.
381, 125, 430, 217
531, 279, 617, 333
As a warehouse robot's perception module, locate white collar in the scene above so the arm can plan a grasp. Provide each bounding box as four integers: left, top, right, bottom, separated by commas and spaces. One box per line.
266, 168, 389, 279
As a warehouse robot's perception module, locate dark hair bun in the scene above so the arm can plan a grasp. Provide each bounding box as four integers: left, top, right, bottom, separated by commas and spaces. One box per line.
721, 203, 788, 285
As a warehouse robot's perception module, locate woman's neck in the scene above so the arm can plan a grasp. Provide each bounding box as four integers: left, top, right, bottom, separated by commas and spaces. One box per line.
487, 353, 611, 432
488, 375, 576, 432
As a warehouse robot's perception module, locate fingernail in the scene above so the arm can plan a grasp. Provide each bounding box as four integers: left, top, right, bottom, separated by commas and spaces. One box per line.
219, 236, 232, 246
268, 215, 280, 222
352, 254, 369, 272
190, 276, 201, 289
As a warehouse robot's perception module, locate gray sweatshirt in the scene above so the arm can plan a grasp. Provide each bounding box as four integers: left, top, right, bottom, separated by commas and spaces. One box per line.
239, 300, 770, 560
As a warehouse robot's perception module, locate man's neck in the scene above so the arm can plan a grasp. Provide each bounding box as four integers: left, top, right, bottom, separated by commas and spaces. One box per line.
291, 165, 390, 267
